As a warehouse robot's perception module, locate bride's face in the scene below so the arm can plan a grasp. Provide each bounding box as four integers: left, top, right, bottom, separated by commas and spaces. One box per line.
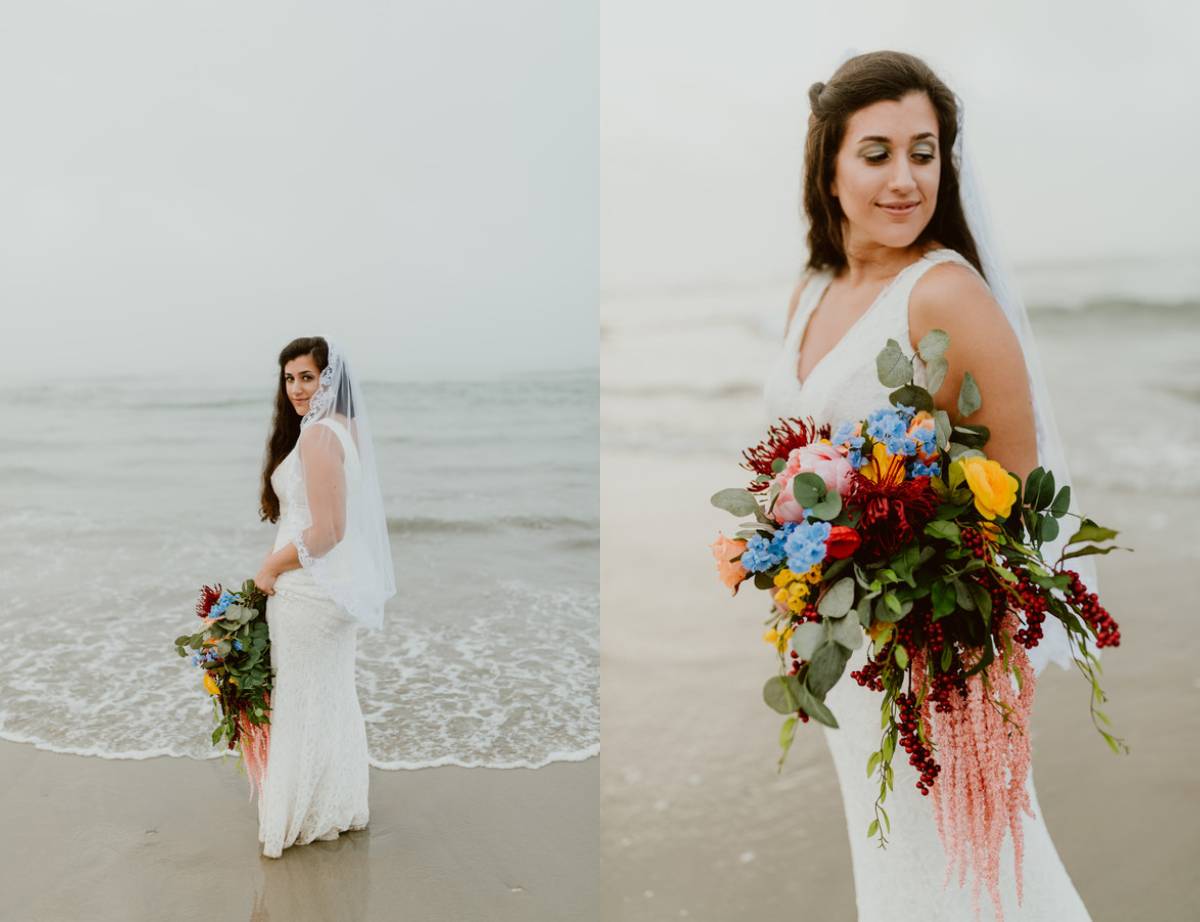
830, 90, 941, 251
283, 354, 322, 417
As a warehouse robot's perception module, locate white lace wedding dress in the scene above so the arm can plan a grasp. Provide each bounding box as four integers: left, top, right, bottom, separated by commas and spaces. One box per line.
257, 418, 371, 858
762, 248, 1091, 920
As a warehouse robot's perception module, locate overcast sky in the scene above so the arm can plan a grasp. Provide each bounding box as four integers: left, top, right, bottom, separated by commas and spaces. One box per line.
602, 0, 1200, 294
1, 1, 597, 383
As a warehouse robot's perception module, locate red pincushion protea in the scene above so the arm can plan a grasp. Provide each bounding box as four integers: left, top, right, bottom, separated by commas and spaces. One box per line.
195, 583, 224, 618
740, 417, 831, 492
845, 445, 937, 559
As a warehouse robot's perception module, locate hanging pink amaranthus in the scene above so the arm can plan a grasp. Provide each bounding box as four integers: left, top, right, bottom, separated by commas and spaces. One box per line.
915, 620, 1037, 922
237, 692, 272, 803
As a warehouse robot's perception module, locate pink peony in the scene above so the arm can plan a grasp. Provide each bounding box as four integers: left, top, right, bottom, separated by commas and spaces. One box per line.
769, 442, 854, 523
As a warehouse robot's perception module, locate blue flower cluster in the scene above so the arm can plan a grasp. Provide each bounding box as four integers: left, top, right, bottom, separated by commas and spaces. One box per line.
233, 639, 244, 652
910, 422, 937, 458
211, 591, 237, 617
783, 520, 831, 571
191, 647, 222, 667
741, 522, 805, 573
832, 420, 867, 468
910, 460, 941, 478
866, 406, 919, 458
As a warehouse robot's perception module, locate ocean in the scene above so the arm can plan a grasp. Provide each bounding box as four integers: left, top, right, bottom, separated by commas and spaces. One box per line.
601, 270, 1200, 505
0, 368, 599, 770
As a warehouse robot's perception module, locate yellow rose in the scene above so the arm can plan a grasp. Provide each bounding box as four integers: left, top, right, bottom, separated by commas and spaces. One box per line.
957, 457, 1018, 521
203, 672, 220, 696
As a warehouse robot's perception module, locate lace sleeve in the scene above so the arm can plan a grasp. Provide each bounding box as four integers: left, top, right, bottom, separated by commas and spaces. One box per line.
293, 422, 347, 566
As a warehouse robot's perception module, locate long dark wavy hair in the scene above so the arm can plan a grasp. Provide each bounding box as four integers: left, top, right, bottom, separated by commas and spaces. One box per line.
259, 336, 329, 523
802, 50, 984, 279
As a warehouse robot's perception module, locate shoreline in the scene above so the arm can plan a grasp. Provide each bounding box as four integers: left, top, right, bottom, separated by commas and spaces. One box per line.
0, 728, 599, 771
0, 740, 598, 922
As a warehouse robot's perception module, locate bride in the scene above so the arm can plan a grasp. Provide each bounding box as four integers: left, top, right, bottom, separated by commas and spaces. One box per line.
763, 51, 1094, 919
252, 335, 396, 858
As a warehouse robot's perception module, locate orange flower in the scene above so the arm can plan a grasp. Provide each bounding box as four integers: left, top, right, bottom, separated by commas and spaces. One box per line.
710, 533, 749, 595
908, 411, 939, 462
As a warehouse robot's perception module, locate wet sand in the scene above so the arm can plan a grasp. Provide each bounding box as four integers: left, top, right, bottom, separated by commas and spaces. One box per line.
0, 745, 597, 922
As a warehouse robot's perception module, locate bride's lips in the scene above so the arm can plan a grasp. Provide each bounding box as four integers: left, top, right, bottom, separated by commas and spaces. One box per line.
878, 201, 919, 216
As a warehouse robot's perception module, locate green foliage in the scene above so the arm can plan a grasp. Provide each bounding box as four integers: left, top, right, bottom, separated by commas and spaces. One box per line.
956, 370, 981, 417
876, 339, 914, 388
763, 675, 800, 715
817, 577, 856, 619
807, 490, 842, 521
917, 329, 950, 362
791, 473, 827, 508
889, 385, 933, 413
710, 488, 759, 517
807, 642, 851, 697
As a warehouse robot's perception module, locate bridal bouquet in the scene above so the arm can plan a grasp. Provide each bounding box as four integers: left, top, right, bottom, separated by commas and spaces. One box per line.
174, 580, 273, 800
710, 330, 1126, 915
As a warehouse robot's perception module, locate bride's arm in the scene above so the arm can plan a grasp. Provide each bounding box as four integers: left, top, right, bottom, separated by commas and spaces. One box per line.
255, 426, 346, 594
293, 424, 348, 561
908, 262, 1038, 483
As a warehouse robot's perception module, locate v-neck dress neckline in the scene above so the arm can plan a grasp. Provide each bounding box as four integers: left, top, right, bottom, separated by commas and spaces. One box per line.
790, 249, 946, 389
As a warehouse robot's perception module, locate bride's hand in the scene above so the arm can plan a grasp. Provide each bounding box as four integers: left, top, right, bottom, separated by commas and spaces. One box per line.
254, 566, 278, 596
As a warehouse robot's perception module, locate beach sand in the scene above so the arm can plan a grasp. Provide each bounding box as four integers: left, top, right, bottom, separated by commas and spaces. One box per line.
599, 288, 1200, 920
0, 744, 597, 922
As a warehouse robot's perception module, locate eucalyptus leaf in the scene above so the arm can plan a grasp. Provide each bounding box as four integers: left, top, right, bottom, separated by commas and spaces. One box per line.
876, 339, 913, 388
792, 473, 827, 507
889, 385, 933, 413
808, 490, 842, 521
832, 613, 864, 651
925, 356, 949, 394
817, 577, 856, 619
710, 488, 760, 518
763, 675, 801, 715
933, 410, 952, 450
793, 683, 838, 728
1038, 515, 1060, 543
806, 642, 851, 697
948, 444, 985, 462
957, 370, 981, 418
790, 622, 825, 661
917, 328, 950, 362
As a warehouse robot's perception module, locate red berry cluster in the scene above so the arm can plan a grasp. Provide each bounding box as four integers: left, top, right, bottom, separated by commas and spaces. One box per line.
1008, 566, 1049, 649
797, 708, 810, 724
850, 657, 885, 691
960, 527, 992, 561
926, 665, 966, 715
1064, 569, 1121, 647
897, 691, 940, 795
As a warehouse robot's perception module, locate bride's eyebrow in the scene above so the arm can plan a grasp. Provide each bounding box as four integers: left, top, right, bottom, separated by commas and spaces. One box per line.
857, 132, 937, 144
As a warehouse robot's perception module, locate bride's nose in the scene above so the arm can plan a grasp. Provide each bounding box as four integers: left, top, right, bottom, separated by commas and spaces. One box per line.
888, 159, 917, 192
